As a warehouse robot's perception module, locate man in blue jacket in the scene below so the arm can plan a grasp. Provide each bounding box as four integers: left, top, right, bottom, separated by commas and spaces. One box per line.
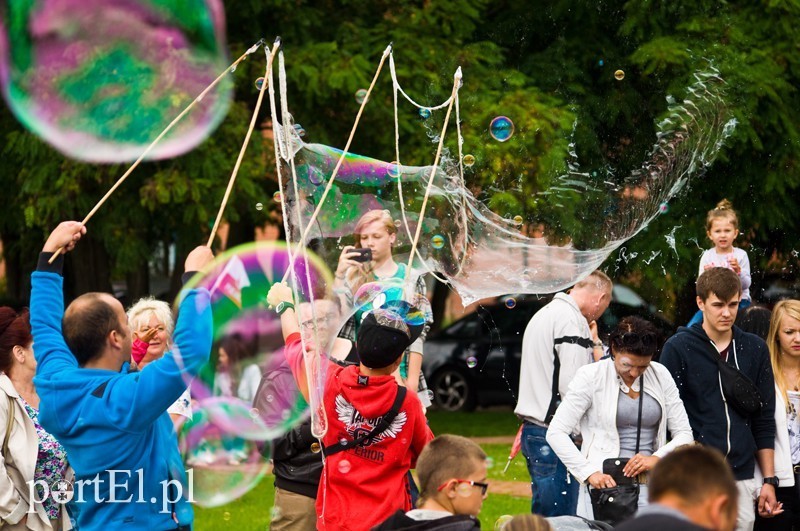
29, 221, 214, 530
660, 267, 777, 531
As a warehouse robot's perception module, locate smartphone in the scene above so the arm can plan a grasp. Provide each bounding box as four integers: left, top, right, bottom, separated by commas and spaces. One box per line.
352, 248, 373, 263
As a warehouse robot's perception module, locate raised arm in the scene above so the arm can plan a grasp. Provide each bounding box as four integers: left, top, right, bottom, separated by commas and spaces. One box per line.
30, 222, 86, 378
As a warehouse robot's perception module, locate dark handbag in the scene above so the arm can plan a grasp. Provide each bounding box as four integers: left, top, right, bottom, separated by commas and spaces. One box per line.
589, 376, 643, 526
701, 341, 762, 417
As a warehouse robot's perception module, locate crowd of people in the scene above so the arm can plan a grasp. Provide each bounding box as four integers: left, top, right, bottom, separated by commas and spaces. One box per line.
0, 199, 799, 531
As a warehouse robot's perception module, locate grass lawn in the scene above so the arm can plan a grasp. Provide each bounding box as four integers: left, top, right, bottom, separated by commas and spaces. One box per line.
195, 408, 530, 530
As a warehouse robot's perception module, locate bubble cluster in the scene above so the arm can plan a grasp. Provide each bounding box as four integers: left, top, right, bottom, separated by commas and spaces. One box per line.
354, 88, 368, 104
489, 116, 515, 142
0, 0, 233, 163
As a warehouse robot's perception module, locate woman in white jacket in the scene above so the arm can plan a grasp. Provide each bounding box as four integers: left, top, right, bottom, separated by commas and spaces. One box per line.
755, 300, 800, 529
0, 307, 71, 530
546, 316, 694, 520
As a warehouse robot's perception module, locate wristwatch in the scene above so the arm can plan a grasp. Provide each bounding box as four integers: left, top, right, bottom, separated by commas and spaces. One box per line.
763, 476, 779, 487
276, 301, 295, 315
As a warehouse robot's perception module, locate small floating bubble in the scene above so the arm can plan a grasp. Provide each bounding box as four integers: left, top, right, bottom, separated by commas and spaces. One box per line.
431, 235, 445, 249
463, 154, 476, 167
614, 69, 625, 81
489, 116, 514, 142
659, 202, 669, 213
467, 356, 477, 368
254, 77, 265, 90
513, 215, 524, 225
419, 108, 431, 119
273, 191, 282, 203
355, 88, 368, 104
255, 203, 263, 211
504, 297, 517, 309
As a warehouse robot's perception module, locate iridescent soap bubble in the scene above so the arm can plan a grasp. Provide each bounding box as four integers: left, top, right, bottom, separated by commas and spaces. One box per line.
615, 69, 626, 81
255, 203, 263, 211
463, 154, 476, 167
466, 356, 477, 368
495, 515, 514, 530
387, 161, 401, 178
513, 215, 524, 225
182, 398, 270, 507
504, 297, 517, 309
255, 77, 265, 91
0, 0, 233, 163
489, 116, 515, 142
178, 242, 333, 504
659, 202, 669, 213
419, 108, 431, 119
431, 235, 445, 249
354, 88, 368, 104
273, 191, 283, 203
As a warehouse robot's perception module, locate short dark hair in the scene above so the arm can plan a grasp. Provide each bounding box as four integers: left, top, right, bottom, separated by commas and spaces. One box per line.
648, 446, 736, 505
736, 305, 772, 340
696, 267, 741, 302
609, 316, 659, 358
0, 307, 32, 374
63, 293, 123, 366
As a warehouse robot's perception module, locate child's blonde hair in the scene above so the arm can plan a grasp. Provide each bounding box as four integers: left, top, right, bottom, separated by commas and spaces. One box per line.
706, 199, 739, 231
504, 514, 553, 531
416, 434, 487, 506
346, 209, 397, 292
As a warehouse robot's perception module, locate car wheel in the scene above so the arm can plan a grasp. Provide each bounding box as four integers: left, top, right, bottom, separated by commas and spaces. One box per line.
430, 368, 476, 412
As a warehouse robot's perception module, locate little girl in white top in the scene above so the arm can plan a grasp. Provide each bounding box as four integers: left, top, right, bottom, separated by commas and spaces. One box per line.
688, 199, 752, 326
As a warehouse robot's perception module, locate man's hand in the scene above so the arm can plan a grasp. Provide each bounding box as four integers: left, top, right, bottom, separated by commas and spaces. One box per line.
267, 282, 293, 307
184, 246, 214, 273
757, 484, 783, 518
43, 222, 86, 253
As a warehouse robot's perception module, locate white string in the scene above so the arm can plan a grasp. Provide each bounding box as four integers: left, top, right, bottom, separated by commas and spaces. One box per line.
389, 53, 453, 111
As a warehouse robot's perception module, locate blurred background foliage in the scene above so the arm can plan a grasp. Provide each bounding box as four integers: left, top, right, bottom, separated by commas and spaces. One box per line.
1, 0, 799, 322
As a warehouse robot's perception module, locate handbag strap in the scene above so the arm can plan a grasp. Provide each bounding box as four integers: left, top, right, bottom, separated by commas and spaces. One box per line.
545, 335, 594, 424
2, 394, 14, 459
323, 386, 407, 457
634, 376, 644, 455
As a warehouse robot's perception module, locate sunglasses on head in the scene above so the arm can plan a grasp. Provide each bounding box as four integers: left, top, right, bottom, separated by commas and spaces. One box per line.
615, 332, 656, 348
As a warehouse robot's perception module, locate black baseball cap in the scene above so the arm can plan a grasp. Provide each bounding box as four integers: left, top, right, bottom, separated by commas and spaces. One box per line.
356, 303, 425, 369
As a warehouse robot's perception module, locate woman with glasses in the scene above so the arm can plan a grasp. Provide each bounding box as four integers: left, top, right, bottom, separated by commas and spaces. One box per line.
546, 316, 693, 520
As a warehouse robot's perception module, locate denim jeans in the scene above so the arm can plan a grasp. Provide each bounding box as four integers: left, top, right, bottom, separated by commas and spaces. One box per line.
521, 422, 579, 516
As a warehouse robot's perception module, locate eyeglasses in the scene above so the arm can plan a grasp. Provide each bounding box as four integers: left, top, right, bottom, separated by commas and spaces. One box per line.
300, 313, 338, 330
437, 479, 489, 496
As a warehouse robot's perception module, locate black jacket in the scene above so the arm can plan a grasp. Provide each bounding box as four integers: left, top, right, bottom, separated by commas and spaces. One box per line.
372, 510, 480, 530
253, 358, 322, 499
660, 324, 775, 480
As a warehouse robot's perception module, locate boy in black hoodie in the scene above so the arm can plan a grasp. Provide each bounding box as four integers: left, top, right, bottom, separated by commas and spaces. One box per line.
660, 267, 778, 531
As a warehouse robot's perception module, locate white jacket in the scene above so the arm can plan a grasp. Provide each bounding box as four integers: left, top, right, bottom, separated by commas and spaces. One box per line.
546, 359, 694, 519
755, 383, 795, 487
0, 374, 72, 530
515, 293, 593, 423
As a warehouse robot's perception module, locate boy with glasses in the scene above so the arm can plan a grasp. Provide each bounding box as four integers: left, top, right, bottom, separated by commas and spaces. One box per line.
374, 434, 486, 530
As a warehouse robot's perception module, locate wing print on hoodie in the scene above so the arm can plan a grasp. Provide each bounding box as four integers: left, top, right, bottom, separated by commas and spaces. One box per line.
335, 394, 355, 426
381, 411, 407, 439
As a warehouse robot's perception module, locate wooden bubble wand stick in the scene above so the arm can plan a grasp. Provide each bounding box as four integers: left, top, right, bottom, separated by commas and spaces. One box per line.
48, 38, 269, 263
207, 37, 282, 247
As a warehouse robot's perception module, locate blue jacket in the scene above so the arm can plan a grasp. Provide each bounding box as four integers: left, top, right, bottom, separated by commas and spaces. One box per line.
660, 323, 775, 480
30, 260, 212, 530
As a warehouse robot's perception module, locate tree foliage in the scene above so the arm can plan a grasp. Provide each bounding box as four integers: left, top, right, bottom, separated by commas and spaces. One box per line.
1, 0, 799, 318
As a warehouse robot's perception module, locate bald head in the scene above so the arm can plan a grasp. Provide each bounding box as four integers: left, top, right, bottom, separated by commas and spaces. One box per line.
64, 293, 129, 367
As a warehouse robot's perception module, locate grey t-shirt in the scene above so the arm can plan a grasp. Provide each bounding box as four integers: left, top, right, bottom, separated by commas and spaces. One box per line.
617, 390, 662, 457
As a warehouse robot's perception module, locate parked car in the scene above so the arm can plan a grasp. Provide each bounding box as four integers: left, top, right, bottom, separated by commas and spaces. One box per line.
422, 285, 675, 411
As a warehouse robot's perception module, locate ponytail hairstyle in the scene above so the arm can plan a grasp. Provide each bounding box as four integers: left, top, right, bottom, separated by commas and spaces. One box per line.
346, 209, 398, 293
0, 307, 33, 375
706, 199, 739, 232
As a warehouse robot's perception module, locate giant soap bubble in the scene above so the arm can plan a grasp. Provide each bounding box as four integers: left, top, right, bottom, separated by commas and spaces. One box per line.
0, 0, 232, 162
275, 69, 735, 304
177, 242, 334, 506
